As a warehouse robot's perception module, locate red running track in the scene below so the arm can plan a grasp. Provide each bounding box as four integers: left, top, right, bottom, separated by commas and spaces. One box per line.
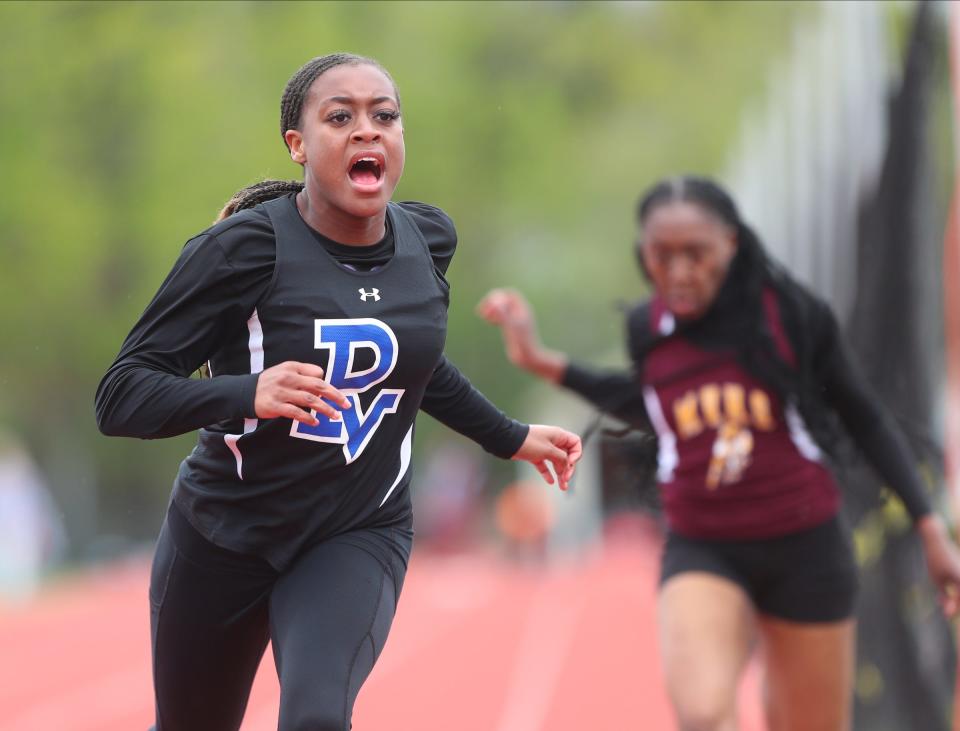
0, 525, 763, 730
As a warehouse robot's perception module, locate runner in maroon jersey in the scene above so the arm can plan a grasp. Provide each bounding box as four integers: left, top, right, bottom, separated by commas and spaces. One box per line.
478, 175, 960, 731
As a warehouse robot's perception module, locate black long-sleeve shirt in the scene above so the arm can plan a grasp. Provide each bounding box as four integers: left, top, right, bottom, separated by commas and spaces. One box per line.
96, 200, 526, 454
96, 197, 526, 568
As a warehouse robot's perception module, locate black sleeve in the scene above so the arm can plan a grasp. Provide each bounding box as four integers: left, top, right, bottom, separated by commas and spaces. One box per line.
405, 202, 526, 456
420, 356, 530, 459
561, 362, 649, 428
398, 201, 457, 275
559, 300, 651, 428
400, 201, 530, 459
813, 301, 932, 520
95, 219, 275, 439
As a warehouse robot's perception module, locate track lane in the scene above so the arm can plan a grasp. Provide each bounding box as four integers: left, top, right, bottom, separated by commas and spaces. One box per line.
1, 537, 763, 731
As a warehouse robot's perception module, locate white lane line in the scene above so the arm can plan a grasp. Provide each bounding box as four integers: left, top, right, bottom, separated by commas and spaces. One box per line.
494, 571, 588, 731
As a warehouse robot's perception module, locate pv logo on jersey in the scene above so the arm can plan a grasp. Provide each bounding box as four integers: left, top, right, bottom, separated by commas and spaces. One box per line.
290, 318, 403, 464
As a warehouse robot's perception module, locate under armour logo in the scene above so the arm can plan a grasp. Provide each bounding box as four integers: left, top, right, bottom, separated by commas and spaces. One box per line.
358, 288, 381, 302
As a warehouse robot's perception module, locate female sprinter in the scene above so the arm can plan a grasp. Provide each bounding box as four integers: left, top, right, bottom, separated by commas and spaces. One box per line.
477, 175, 960, 731
96, 54, 581, 731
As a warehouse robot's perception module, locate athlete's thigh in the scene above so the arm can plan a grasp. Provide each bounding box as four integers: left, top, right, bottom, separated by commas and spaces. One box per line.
270, 526, 409, 731
758, 616, 855, 731
751, 517, 857, 731
658, 571, 756, 728
150, 508, 275, 731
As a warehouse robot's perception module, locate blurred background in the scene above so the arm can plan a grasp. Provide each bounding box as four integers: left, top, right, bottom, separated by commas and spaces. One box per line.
1, 1, 958, 729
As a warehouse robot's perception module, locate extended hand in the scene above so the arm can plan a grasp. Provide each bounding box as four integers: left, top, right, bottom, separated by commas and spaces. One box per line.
476, 288, 539, 367
476, 289, 568, 382
512, 424, 583, 492
254, 361, 351, 426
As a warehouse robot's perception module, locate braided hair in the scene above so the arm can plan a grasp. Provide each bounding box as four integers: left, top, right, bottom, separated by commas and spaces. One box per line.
634, 175, 840, 457
635, 176, 775, 354
219, 54, 397, 219
279, 52, 400, 152
197, 179, 305, 378
215, 179, 304, 222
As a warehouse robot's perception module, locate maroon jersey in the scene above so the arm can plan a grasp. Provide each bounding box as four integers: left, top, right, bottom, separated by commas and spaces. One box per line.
640, 295, 839, 540
562, 272, 931, 538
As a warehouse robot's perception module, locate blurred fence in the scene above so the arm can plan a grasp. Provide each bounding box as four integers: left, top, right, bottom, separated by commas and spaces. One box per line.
726, 2, 955, 728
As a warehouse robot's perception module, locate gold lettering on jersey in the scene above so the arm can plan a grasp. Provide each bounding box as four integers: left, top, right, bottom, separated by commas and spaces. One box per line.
749, 390, 776, 432
700, 384, 722, 429
673, 391, 703, 439
668, 382, 779, 489
722, 383, 747, 426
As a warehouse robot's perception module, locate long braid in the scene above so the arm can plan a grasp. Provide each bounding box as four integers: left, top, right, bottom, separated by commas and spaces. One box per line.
634, 175, 840, 458
198, 178, 304, 379
215, 179, 304, 222
635, 176, 774, 360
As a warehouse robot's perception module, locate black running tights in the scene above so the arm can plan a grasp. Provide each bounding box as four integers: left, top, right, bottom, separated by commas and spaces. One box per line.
148, 503, 410, 731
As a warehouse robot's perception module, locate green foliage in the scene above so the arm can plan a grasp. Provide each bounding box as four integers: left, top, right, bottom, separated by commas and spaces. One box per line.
0, 0, 812, 553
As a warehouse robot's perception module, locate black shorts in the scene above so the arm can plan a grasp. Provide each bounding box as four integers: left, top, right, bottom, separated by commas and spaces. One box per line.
659, 516, 859, 622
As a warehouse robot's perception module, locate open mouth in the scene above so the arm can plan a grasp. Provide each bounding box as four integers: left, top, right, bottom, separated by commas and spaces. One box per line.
349, 156, 383, 186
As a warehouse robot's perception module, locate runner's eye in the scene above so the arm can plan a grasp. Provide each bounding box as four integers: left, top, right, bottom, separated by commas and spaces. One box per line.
327, 110, 351, 124
374, 110, 400, 123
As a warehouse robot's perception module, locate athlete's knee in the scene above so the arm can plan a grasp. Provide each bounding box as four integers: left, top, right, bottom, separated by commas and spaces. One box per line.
666, 660, 741, 731
278, 683, 352, 731
674, 697, 738, 731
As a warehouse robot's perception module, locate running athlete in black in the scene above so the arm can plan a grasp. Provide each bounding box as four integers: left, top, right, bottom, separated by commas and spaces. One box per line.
478, 176, 960, 731
95, 54, 581, 731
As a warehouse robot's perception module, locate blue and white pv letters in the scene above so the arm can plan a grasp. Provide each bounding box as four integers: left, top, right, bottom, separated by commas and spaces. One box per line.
290, 319, 404, 464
